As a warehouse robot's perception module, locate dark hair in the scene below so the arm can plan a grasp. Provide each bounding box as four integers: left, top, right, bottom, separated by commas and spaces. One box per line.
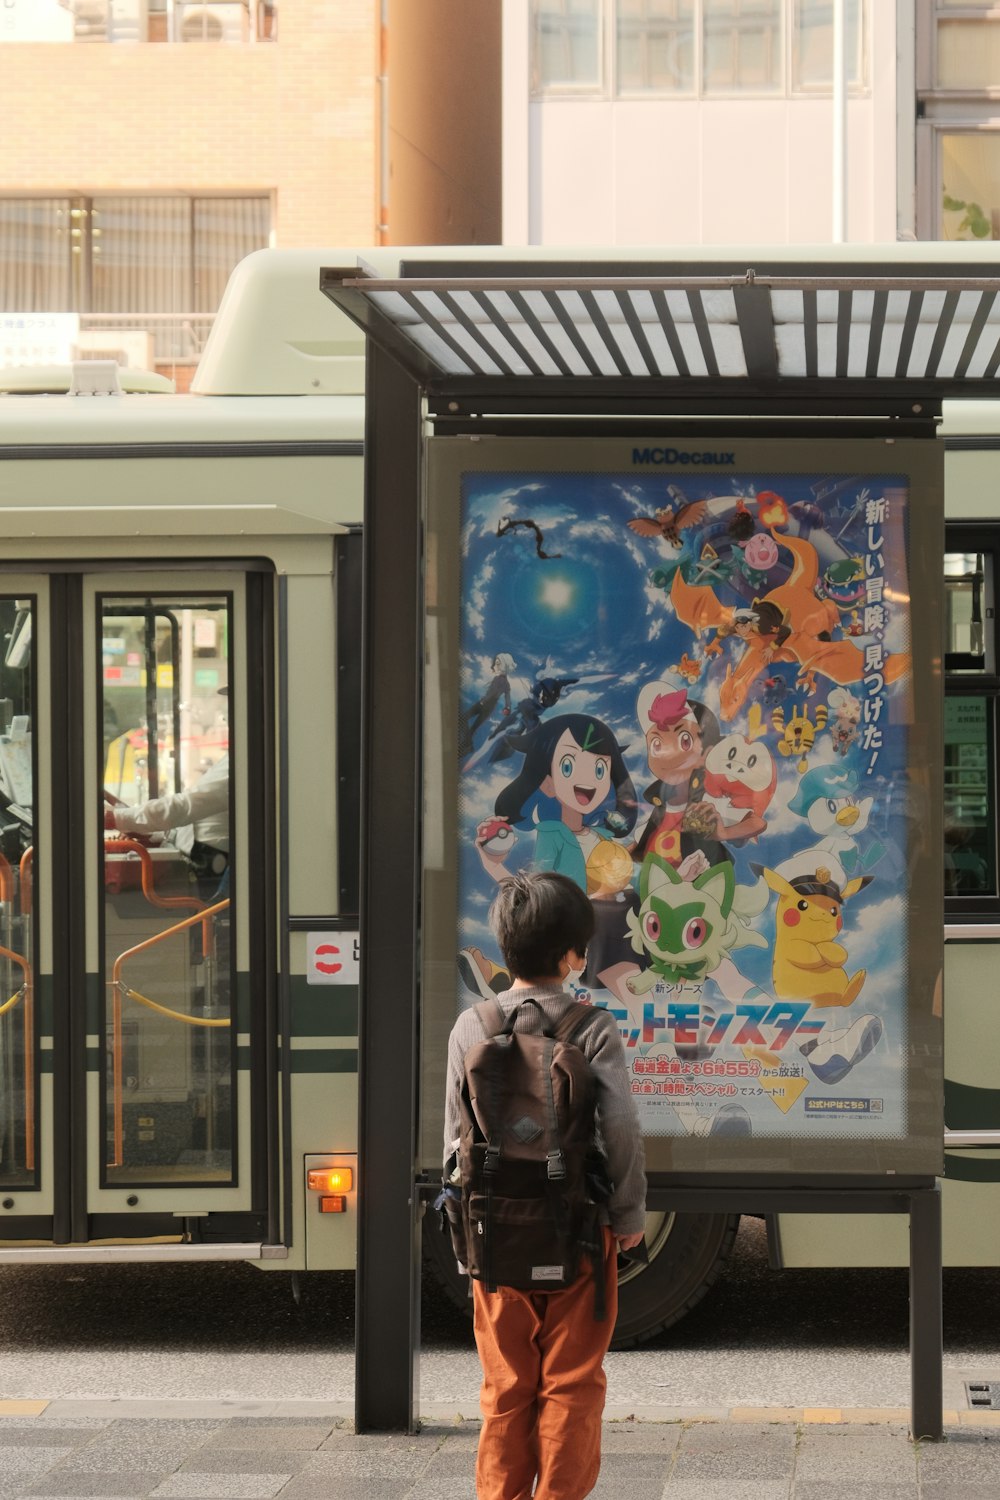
690, 698, 721, 752
494, 712, 637, 833
489, 871, 595, 981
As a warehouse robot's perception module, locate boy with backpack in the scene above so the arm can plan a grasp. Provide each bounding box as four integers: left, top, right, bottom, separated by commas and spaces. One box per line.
442, 871, 647, 1500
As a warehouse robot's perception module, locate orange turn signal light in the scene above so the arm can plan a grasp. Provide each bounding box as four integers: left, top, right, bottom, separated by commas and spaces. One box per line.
320, 1195, 347, 1214
307, 1167, 353, 1194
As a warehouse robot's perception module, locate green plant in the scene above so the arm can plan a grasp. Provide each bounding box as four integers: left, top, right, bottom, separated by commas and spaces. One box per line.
943, 192, 992, 239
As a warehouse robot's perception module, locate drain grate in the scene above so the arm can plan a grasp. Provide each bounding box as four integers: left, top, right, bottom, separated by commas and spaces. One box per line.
966, 1382, 1000, 1410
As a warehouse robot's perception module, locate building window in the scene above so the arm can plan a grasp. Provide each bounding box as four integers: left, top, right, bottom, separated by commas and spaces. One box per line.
930, 0, 1000, 92
531, 0, 868, 99
0, 196, 271, 361
940, 133, 1000, 240
47, 0, 277, 46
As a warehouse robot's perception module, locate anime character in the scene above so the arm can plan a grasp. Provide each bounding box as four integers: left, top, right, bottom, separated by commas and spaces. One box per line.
624, 851, 770, 1000
672, 652, 703, 684
627, 486, 707, 548
778, 765, 884, 885
701, 734, 777, 843
734, 531, 780, 590
821, 557, 865, 613
772, 700, 828, 775
630, 684, 730, 869
475, 672, 581, 766
671, 526, 910, 720
496, 515, 561, 559
827, 686, 861, 757
755, 864, 872, 1006
476, 713, 641, 1004
458, 652, 516, 756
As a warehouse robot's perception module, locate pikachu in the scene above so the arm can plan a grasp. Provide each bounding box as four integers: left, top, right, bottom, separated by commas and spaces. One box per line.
754, 863, 871, 1007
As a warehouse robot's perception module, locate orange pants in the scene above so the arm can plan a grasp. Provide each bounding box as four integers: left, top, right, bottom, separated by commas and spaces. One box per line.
472, 1228, 618, 1500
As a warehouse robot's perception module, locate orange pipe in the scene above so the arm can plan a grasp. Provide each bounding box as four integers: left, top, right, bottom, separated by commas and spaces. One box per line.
18, 848, 31, 917
0, 941, 33, 1174
104, 837, 206, 914
0, 852, 12, 906
108, 899, 229, 1168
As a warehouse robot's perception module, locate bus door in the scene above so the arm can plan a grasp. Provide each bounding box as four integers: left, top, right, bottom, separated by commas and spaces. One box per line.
0, 568, 275, 1250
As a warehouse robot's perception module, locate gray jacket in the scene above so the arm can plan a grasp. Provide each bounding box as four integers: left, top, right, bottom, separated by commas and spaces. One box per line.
444, 983, 647, 1237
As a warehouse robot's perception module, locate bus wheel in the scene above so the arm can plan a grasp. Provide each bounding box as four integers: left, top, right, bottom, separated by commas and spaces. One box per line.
422, 1209, 739, 1345
611, 1211, 739, 1348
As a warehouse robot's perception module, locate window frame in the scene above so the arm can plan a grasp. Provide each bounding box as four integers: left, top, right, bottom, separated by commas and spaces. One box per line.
529, 0, 871, 102
945, 521, 1000, 924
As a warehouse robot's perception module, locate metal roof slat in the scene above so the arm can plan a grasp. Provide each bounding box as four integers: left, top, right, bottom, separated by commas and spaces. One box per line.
687, 291, 720, 377
504, 290, 576, 376
439, 291, 527, 377
836, 290, 853, 378
923, 290, 960, 379
803, 288, 819, 377
894, 290, 925, 380
955, 290, 998, 379
865, 290, 888, 379
650, 289, 691, 376
578, 290, 633, 377
733, 284, 779, 380
615, 291, 659, 376
550, 292, 605, 377
399, 290, 483, 375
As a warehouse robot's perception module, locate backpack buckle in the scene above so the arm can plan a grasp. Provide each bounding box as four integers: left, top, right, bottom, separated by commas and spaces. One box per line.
484, 1144, 501, 1175
546, 1150, 566, 1181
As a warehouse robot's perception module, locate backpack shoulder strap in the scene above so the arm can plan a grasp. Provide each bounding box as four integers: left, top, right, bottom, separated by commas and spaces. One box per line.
474, 999, 508, 1040
553, 1001, 596, 1048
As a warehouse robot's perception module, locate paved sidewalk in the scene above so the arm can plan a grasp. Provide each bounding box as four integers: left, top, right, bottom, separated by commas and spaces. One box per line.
0, 1402, 999, 1498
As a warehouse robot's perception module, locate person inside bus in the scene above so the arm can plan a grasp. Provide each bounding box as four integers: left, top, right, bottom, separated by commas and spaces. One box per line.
105, 750, 229, 900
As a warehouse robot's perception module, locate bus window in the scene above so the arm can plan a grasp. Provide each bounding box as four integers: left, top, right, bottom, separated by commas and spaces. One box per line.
945, 532, 1000, 918
945, 550, 993, 674
101, 596, 233, 1186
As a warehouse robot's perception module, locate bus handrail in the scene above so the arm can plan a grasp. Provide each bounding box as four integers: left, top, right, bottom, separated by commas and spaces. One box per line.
0, 939, 32, 1171
104, 836, 208, 915
108, 899, 230, 1168
0, 852, 12, 906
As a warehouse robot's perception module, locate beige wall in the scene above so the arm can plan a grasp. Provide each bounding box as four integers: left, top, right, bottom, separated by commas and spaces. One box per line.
0, 0, 377, 247
503, 3, 901, 246
387, 0, 501, 245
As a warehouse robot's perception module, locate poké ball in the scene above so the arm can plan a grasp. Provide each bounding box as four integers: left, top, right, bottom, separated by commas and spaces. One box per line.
479, 819, 516, 857
585, 839, 634, 896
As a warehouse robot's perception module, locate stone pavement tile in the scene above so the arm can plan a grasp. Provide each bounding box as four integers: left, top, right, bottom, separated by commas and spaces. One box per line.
600, 1421, 683, 1454
0, 1400, 48, 1418
794, 1485, 917, 1499
794, 1425, 916, 1484
921, 1486, 1000, 1499
50, 1438, 202, 1474
222, 1419, 339, 1431
21, 1473, 167, 1497
318, 1431, 443, 1451
917, 1429, 1000, 1483
671, 1422, 795, 1481
0, 1427, 98, 1447
275, 1477, 415, 1500
659, 1482, 791, 1499
406, 1482, 477, 1500
149, 1477, 290, 1500
199, 1426, 333, 1452
590, 1452, 676, 1482
587, 1485, 665, 1500
0, 1450, 75, 1500
176, 1451, 314, 1476
288, 1449, 433, 1480
428, 1428, 480, 1453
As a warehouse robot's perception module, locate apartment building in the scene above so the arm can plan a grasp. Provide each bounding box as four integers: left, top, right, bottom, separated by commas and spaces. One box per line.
0, 0, 376, 384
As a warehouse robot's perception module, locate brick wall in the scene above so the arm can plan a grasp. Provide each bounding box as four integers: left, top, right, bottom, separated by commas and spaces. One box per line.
0, 0, 376, 247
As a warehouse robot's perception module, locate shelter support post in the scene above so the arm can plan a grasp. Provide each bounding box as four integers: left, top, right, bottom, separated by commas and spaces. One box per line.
910, 1183, 943, 1441
647, 1182, 942, 1441
355, 342, 423, 1433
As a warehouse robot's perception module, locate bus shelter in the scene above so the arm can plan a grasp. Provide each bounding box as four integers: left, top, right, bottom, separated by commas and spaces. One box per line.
322, 248, 1000, 1441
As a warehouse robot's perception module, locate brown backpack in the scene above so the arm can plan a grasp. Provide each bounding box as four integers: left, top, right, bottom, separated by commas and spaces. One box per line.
439, 996, 610, 1319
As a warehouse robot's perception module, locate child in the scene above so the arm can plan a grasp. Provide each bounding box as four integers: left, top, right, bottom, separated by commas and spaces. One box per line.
444, 870, 647, 1500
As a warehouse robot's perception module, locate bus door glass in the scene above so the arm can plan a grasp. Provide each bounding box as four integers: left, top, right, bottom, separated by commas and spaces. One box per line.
945, 549, 997, 905
100, 594, 234, 1187
0, 594, 37, 1195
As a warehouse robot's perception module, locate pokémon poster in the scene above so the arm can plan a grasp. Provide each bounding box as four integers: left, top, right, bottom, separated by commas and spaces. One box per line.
453, 463, 913, 1141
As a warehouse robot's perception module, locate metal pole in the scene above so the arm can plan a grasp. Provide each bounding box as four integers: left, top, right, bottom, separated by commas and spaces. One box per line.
832, 0, 847, 242
354, 340, 423, 1433
909, 1185, 943, 1441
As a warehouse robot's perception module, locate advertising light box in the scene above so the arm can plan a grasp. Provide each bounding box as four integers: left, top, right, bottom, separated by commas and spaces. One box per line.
419, 437, 943, 1179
